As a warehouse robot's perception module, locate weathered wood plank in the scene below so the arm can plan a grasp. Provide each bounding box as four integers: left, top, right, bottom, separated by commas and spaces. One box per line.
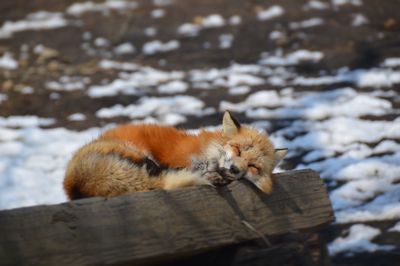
0, 169, 333, 266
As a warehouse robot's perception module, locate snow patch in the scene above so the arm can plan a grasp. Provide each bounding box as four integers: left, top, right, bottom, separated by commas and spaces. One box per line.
157, 80, 188, 94
201, 14, 225, 28
304, 1, 329, 10
67, 0, 138, 16
0, 127, 100, 209
177, 23, 200, 37
219, 34, 234, 49
260, 50, 324, 66
114, 42, 136, 54
46, 76, 90, 91
151, 9, 165, 18
142, 40, 180, 55
229, 15, 242, 25
0, 11, 68, 39
389, 221, 400, 232
0, 116, 55, 128
96, 96, 213, 122
257, 5, 284, 21
328, 224, 395, 256
290, 18, 324, 29
0, 53, 18, 69
332, 0, 363, 6
352, 14, 368, 26
383, 58, 400, 67
68, 113, 87, 121
99, 59, 138, 71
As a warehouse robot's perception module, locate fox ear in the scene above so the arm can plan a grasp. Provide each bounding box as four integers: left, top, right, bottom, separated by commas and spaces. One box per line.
274, 149, 288, 167
223, 111, 241, 137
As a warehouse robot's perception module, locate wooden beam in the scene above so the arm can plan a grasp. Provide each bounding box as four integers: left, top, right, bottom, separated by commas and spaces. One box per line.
0, 169, 333, 266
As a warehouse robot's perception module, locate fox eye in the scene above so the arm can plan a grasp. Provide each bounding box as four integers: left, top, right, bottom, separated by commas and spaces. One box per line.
248, 164, 260, 174
231, 145, 241, 156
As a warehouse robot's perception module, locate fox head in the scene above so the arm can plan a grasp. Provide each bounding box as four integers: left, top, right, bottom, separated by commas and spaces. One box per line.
218, 111, 287, 193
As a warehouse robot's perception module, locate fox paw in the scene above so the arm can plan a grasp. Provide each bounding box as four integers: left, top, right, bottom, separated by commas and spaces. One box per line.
203, 171, 231, 186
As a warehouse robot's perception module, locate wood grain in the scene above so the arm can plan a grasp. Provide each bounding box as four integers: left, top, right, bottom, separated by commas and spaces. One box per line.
0, 169, 334, 266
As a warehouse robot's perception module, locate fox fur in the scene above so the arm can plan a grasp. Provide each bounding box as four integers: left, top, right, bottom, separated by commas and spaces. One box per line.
63, 111, 287, 199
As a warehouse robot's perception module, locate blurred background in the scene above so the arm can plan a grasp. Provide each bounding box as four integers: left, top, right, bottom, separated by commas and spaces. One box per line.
0, 0, 399, 264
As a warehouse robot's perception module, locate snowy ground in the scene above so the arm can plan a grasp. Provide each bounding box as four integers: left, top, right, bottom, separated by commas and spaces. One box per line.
0, 0, 399, 264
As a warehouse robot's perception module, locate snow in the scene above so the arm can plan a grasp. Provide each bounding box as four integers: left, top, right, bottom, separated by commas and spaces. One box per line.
153, 0, 173, 6
332, 0, 363, 6
88, 65, 184, 97
304, 1, 329, 10
0, 11, 68, 39
328, 224, 395, 256
67, 0, 138, 16
257, 5, 284, 21
94, 37, 110, 47
178, 14, 231, 37
352, 14, 368, 26
151, 9, 166, 18
269, 31, 285, 40
177, 23, 200, 37
383, 58, 400, 67
142, 40, 180, 55
0, 126, 100, 209
289, 18, 324, 29
144, 27, 157, 37
0, 116, 55, 127
229, 86, 251, 95
260, 50, 324, 66
96, 95, 212, 121
0, 7, 399, 256
0, 53, 18, 69
68, 113, 86, 121
389, 221, 400, 232
113, 42, 135, 54
157, 80, 188, 94
221, 90, 282, 112
0, 94, 8, 103
99, 59, 138, 71
219, 34, 234, 49
293, 68, 400, 87
46, 76, 90, 91
201, 14, 225, 28
229, 15, 242, 25
20, 86, 34, 94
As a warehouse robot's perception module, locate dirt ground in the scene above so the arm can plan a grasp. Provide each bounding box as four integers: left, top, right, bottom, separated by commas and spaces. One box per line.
0, 0, 399, 265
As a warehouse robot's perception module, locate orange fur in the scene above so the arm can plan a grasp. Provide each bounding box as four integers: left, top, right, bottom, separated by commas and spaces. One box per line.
100, 124, 223, 168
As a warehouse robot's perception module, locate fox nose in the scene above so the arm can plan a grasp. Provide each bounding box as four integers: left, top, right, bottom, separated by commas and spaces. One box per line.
230, 165, 240, 175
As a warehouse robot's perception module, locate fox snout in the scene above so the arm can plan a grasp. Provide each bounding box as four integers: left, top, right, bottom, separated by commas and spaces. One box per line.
220, 154, 247, 179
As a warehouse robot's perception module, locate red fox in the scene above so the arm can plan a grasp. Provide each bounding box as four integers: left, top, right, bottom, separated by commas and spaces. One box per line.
63, 111, 287, 199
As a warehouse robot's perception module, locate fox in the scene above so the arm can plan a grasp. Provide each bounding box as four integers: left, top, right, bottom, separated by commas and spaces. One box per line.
63, 111, 287, 200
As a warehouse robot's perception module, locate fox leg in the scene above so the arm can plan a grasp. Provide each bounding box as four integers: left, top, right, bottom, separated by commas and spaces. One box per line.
190, 156, 233, 186
162, 169, 213, 190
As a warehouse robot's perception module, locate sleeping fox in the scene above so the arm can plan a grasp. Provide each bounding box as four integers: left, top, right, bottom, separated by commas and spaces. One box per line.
63, 111, 287, 199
